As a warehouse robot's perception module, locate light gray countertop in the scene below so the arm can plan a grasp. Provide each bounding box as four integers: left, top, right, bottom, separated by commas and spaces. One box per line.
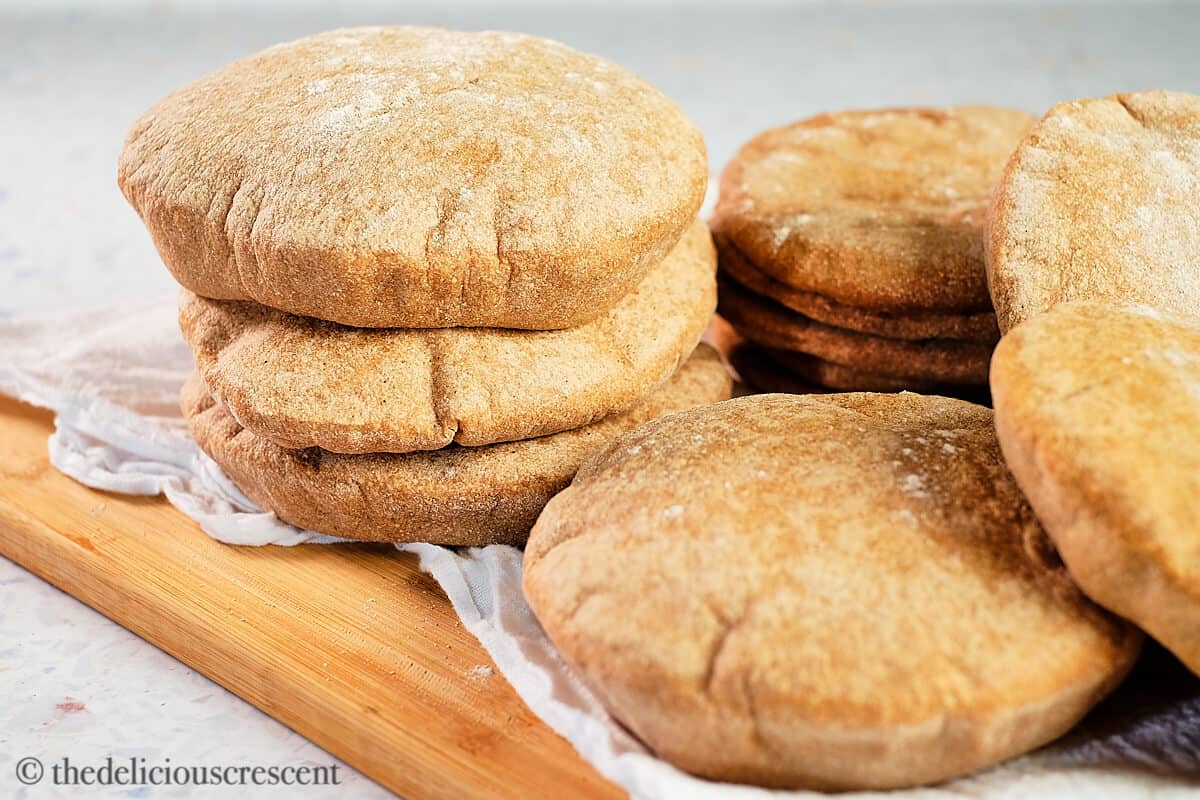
3, 2, 1199, 797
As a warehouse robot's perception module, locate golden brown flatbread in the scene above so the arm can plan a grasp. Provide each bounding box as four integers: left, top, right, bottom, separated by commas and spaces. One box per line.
182, 220, 715, 454
525, 392, 1140, 789
712, 106, 1033, 315
120, 26, 707, 329
718, 275, 992, 384
718, 237, 999, 342
183, 346, 731, 545
987, 90, 1200, 332
992, 301, 1200, 676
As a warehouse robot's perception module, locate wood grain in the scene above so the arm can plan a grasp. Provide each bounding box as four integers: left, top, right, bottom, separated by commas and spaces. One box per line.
0, 395, 623, 800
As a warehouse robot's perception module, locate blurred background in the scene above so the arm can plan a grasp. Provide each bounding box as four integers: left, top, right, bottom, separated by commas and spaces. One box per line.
3, 0, 1200, 318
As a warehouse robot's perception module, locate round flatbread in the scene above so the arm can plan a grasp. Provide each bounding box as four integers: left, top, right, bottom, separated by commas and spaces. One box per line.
182, 220, 715, 454
717, 275, 992, 384
120, 26, 707, 330
987, 91, 1200, 333
712, 106, 1034, 315
182, 346, 731, 545
525, 392, 1141, 789
992, 301, 1200, 677
717, 237, 999, 342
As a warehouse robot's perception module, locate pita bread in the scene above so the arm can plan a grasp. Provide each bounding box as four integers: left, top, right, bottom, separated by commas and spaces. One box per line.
119, 26, 706, 329
712, 106, 1033, 315
987, 90, 1200, 332
992, 301, 1200, 676
182, 346, 730, 545
717, 237, 999, 342
525, 392, 1140, 789
182, 220, 715, 454
718, 275, 992, 384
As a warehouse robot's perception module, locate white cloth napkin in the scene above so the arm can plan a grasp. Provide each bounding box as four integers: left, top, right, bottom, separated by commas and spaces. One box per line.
1, 299, 1197, 800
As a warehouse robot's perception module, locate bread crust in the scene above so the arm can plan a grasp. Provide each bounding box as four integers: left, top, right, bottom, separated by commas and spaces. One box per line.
712, 106, 1033, 315
120, 26, 707, 329
717, 274, 992, 384
182, 220, 716, 454
987, 90, 1200, 333
524, 392, 1140, 789
182, 346, 731, 545
717, 236, 1000, 342
991, 301, 1200, 676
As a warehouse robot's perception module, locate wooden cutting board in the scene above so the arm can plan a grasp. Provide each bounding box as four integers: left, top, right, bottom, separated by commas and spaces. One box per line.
0, 395, 624, 800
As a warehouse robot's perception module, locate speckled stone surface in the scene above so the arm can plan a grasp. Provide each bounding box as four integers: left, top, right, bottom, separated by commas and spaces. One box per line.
3, 2, 1199, 798
0, 558, 393, 799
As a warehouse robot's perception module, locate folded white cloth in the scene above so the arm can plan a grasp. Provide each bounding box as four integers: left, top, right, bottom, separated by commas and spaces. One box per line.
1, 299, 1197, 799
